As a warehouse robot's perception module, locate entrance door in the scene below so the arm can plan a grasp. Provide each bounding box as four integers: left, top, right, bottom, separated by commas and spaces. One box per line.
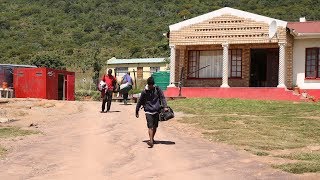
58, 74, 65, 100
137, 67, 143, 79
250, 49, 279, 87
66, 75, 75, 101
266, 49, 279, 87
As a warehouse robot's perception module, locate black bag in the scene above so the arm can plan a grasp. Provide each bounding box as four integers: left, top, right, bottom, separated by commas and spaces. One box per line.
159, 106, 174, 121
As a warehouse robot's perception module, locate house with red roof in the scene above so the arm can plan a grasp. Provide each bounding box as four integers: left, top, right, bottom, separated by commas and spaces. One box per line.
165, 7, 320, 101
288, 21, 320, 97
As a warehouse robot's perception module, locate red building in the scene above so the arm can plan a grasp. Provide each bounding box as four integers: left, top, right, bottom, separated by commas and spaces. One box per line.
14, 67, 75, 101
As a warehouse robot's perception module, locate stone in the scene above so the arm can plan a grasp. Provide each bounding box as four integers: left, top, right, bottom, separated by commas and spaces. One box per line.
0, 118, 10, 123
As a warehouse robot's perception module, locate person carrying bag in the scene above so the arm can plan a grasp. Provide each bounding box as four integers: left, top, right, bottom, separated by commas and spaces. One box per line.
135, 77, 173, 148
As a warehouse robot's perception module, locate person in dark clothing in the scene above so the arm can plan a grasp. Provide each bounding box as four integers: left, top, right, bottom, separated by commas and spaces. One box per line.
135, 77, 168, 148
101, 69, 117, 113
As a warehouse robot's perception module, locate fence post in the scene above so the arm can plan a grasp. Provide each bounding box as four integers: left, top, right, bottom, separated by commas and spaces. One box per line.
133, 69, 137, 89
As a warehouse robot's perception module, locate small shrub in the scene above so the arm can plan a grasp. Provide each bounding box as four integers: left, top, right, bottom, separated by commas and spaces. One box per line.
75, 89, 101, 101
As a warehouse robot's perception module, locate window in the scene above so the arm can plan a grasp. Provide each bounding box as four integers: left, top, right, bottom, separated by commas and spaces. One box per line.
188, 51, 199, 78
306, 48, 320, 78
150, 67, 160, 74
188, 50, 242, 78
115, 67, 128, 77
229, 49, 242, 78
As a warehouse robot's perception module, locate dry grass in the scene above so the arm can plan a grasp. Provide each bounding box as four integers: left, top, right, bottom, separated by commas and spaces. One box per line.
0, 127, 38, 157
169, 98, 320, 173
0, 127, 38, 138
34, 101, 56, 108
0, 146, 7, 157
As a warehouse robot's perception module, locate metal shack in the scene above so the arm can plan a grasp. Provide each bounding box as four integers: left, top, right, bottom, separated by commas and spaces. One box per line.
14, 67, 75, 101
0, 64, 36, 88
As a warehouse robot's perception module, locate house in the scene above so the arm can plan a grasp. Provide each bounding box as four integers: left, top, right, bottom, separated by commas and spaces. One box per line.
165, 7, 320, 100
107, 57, 168, 81
288, 20, 320, 98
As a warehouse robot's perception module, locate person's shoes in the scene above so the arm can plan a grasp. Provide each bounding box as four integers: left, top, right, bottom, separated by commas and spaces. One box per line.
147, 140, 154, 148
124, 100, 127, 105
100, 111, 105, 113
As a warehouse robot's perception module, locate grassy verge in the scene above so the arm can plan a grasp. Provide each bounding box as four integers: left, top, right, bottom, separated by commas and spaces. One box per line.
0, 127, 38, 138
272, 153, 320, 173
272, 162, 320, 174
0, 127, 39, 157
168, 98, 320, 173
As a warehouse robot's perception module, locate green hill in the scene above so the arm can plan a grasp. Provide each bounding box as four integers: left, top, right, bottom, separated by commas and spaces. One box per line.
1, 0, 319, 70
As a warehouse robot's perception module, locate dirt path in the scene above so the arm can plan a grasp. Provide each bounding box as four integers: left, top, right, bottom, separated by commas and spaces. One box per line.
0, 100, 317, 179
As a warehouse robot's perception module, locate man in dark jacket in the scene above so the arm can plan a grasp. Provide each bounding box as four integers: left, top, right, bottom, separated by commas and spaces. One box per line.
136, 77, 168, 148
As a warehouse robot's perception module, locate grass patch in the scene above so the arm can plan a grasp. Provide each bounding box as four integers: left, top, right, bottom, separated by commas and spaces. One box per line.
169, 98, 320, 150
0, 146, 7, 156
276, 152, 320, 161
169, 98, 320, 173
0, 127, 37, 157
0, 127, 38, 138
273, 162, 320, 174
244, 148, 269, 156
255, 151, 270, 156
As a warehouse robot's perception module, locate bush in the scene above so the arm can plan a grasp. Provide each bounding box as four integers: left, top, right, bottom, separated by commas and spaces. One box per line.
75, 89, 101, 101
30, 54, 66, 70
129, 88, 142, 95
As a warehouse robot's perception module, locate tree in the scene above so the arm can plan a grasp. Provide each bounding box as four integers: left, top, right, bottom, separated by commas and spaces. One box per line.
30, 54, 66, 70
92, 46, 102, 86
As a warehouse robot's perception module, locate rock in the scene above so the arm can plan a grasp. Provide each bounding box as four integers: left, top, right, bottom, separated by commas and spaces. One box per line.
0, 118, 10, 123
29, 123, 38, 127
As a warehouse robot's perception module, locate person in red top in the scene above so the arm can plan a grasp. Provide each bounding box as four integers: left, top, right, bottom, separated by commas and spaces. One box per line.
101, 69, 117, 113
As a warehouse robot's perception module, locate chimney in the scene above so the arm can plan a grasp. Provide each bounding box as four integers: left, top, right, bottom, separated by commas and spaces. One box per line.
299, 17, 306, 22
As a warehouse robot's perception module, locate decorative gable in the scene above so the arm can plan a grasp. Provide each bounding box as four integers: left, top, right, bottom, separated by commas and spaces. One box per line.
169, 7, 287, 45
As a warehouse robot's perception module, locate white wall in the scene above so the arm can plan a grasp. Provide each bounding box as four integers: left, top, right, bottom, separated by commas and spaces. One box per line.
107, 63, 168, 81
293, 38, 320, 89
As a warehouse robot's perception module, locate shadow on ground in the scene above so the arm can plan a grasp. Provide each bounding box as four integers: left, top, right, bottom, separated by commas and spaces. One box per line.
143, 140, 176, 145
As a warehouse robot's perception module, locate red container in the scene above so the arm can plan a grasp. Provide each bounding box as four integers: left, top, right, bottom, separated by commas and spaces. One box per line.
13, 67, 75, 101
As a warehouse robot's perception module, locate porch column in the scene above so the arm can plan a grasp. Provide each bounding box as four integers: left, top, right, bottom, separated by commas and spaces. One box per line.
277, 42, 286, 88
168, 44, 176, 87
220, 43, 230, 88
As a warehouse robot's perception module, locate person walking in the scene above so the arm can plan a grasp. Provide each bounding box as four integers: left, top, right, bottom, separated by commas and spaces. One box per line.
121, 72, 133, 104
135, 77, 168, 148
101, 69, 117, 113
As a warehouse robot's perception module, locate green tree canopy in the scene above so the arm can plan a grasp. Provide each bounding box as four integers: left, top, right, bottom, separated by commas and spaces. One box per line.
30, 54, 66, 70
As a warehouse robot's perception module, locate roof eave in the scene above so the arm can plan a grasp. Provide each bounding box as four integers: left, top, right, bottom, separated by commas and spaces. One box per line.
294, 33, 320, 39
169, 7, 287, 31
107, 62, 166, 65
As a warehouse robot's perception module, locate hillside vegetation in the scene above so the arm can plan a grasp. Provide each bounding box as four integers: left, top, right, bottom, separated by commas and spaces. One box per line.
1, 0, 320, 71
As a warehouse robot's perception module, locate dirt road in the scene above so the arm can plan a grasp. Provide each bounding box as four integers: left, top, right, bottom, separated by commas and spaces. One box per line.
0, 100, 315, 179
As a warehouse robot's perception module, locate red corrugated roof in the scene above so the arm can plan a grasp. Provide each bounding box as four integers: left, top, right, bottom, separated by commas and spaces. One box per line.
287, 21, 320, 33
